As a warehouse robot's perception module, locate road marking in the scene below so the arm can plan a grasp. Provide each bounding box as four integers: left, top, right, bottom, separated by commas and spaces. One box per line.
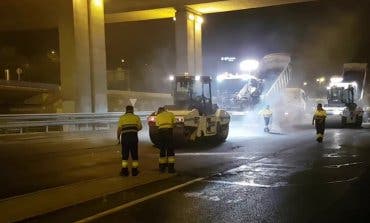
74, 177, 204, 223
324, 162, 364, 168
176, 152, 236, 156
206, 180, 287, 188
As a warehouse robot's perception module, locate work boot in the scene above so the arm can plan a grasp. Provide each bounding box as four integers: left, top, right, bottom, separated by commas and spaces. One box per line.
168, 163, 176, 174
131, 168, 139, 176
120, 168, 129, 177
159, 164, 166, 173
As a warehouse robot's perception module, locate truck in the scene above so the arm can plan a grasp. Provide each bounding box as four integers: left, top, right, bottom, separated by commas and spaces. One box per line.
215, 53, 293, 111
147, 75, 231, 145
325, 63, 368, 127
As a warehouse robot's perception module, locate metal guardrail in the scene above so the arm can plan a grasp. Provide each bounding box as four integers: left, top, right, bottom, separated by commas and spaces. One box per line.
0, 112, 152, 134
0, 110, 368, 135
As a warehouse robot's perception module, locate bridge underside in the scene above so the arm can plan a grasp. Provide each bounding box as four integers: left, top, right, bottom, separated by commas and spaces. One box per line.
0, 0, 312, 30
0, 0, 312, 113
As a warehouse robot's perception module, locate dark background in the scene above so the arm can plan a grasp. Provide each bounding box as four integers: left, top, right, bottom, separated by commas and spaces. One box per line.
0, 0, 369, 92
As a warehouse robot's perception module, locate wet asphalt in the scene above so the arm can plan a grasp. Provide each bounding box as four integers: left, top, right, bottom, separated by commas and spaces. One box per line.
90, 127, 370, 223
14, 120, 370, 223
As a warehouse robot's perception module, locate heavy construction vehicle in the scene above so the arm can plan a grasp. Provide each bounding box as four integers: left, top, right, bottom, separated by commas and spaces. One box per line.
325, 63, 367, 127
215, 53, 292, 111
148, 75, 230, 145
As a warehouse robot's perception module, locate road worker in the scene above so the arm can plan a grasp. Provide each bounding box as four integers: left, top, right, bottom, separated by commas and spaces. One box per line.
259, 105, 273, 132
117, 105, 142, 176
156, 107, 176, 173
312, 103, 327, 143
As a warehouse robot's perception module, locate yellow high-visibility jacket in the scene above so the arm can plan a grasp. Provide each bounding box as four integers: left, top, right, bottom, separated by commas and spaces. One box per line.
313, 109, 327, 123
118, 113, 142, 133
259, 108, 273, 118
156, 111, 175, 129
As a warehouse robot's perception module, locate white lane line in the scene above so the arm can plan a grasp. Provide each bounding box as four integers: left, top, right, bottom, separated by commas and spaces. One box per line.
74, 177, 204, 223
176, 152, 235, 156
324, 162, 364, 168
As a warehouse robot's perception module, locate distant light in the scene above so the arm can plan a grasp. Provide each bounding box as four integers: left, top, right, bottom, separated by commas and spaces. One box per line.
330, 76, 343, 83
303, 82, 308, 86
195, 75, 201, 81
216, 72, 257, 82
220, 57, 236, 62
51, 50, 56, 54
121, 59, 125, 63
173, 17, 176, 21
196, 16, 203, 24
316, 77, 326, 84
169, 75, 175, 81
188, 13, 195, 21
216, 75, 225, 82
240, 59, 259, 72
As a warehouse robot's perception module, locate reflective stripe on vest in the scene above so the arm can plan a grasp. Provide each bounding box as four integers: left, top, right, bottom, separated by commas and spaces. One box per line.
159, 157, 167, 164
168, 156, 175, 163
158, 123, 173, 129
132, 161, 139, 168
121, 124, 139, 133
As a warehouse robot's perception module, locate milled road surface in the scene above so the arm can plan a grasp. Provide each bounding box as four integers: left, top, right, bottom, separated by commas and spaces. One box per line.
1, 119, 370, 222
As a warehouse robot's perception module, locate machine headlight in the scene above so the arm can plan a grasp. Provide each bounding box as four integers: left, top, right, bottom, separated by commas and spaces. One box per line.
148, 116, 156, 122
176, 116, 184, 122
332, 110, 342, 115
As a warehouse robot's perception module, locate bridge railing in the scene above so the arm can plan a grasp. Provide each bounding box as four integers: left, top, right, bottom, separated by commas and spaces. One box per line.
0, 112, 152, 134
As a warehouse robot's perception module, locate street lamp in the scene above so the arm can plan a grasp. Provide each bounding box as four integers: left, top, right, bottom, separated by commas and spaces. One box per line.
316, 77, 326, 84
92, 0, 103, 7
240, 59, 259, 72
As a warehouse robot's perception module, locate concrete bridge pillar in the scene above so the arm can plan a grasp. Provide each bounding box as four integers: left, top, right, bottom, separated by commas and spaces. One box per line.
175, 8, 203, 75
58, 0, 107, 113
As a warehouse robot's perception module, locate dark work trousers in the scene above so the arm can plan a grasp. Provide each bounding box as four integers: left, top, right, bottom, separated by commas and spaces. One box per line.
315, 120, 325, 138
121, 132, 139, 161
158, 128, 174, 159
264, 117, 270, 126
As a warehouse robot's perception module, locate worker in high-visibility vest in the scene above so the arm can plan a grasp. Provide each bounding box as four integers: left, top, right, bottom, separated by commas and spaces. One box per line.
312, 103, 327, 143
259, 105, 273, 132
117, 105, 142, 176
156, 107, 176, 173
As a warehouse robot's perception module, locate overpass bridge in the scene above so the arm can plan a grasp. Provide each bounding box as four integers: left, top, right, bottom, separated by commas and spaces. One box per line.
0, 0, 312, 113
0, 80, 59, 113
0, 79, 172, 113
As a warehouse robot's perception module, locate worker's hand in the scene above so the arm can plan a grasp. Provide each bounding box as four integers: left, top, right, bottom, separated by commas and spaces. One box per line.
117, 139, 121, 145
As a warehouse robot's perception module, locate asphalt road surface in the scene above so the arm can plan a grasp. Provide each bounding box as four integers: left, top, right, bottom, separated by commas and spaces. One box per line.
1, 118, 370, 223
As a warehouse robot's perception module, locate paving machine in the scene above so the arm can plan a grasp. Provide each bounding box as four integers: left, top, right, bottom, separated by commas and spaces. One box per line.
148, 75, 230, 145
325, 63, 367, 127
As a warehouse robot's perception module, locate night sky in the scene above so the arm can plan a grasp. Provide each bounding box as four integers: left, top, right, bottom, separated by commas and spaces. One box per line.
0, 0, 369, 92
202, 0, 370, 84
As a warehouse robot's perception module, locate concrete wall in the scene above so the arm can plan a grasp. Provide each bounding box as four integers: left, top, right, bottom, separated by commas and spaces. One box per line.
108, 90, 173, 112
